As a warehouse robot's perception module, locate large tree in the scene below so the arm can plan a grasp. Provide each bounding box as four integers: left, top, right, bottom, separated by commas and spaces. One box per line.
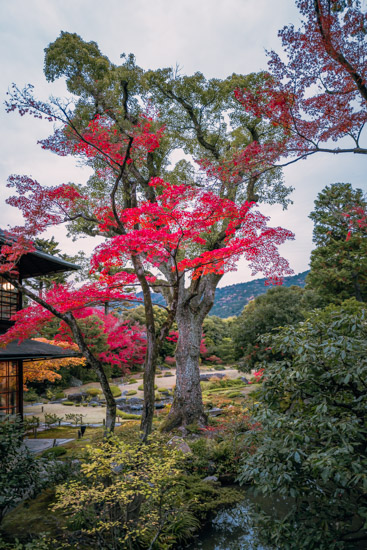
306, 182, 367, 303
6, 33, 293, 431
233, 285, 322, 368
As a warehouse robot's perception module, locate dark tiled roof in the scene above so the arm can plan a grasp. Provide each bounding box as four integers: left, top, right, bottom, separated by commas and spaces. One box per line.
0, 230, 79, 278
0, 339, 79, 361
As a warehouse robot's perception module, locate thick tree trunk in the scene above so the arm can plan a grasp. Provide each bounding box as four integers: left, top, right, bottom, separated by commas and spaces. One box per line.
163, 306, 207, 430
162, 275, 219, 431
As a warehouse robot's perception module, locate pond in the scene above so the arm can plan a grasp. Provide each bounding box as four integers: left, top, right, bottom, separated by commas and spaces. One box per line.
185, 491, 284, 550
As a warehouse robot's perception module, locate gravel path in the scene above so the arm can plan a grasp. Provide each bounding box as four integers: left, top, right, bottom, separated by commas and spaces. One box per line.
24, 368, 242, 423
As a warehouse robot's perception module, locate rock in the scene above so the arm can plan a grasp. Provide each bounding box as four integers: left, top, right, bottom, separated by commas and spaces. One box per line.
167, 436, 192, 454
200, 373, 225, 381
208, 407, 223, 417
66, 392, 86, 403
125, 397, 144, 406
69, 376, 83, 387
154, 402, 166, 409
202, 475, 219, 483
115, 397, 127, 405
241, 377, 249, 384
129, 404, 144, 411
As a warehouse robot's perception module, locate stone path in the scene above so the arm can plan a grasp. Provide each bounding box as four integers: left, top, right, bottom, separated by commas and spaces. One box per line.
24, 438, 74, 454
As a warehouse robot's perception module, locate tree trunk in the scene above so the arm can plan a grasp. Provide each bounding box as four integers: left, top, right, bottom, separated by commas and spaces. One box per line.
164, 306, 207, 430
162, 275, 219, 431
65, 312, 117, 433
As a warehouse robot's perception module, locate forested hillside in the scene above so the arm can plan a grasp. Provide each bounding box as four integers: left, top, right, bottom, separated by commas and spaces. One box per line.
210, 271, 309, 318
138, 271, 309, 318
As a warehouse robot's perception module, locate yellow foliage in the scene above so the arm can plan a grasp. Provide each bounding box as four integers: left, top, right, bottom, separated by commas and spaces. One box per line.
24, 338, 86, 385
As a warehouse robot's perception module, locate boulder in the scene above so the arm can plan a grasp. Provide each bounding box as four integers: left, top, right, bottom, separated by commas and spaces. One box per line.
69, 377, 83, 387
208, 407, 223, 417
202, 475, 219, 483
167, 436, 192, 454
66, 392, 86, 403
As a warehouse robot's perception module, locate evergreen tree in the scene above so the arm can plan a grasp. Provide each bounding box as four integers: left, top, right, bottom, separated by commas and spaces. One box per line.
306, 183, 367, 303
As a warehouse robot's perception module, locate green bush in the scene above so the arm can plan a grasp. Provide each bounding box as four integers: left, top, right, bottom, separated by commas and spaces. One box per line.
110, 385, 122, 397
86, 388, 102, 397
52, 436, 200, 548
116, 411, 142, 420
54, 391, 66, 399
226, 391, 243, 398
0, 416, 43, 523
41, 446, 67, 459
238, 301, 367, 549
138, 384, 157, 391
126, 389, 137, 396
163, 371, 173, 377
128, 378, 138, 384
62, 401, 75, 406
158, 387, 169, 393
23, 389, 39, 402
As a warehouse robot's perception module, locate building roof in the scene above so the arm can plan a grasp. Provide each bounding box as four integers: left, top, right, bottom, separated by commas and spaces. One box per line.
0, 339, 79, 361
0, 230, 79, 278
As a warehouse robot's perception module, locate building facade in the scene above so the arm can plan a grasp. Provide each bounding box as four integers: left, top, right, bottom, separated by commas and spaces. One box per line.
0, 234, 78, 417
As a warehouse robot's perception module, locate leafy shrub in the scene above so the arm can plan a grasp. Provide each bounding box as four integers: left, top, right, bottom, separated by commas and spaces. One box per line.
128, 378, 138, 384
61, 401, 75, 406
44, 413, 63, 428
158, 387, 169, 393
52, 435, 199, 548
238, 301, 367, 549
138, 384, 157, 391
116, 411, 141, 420
41, 446, 67, 459
110, 385, 122, 397
164, 371, 173, 377
23, 389, 39, 402
0, 416, 43, 523
54, 391, 66, 399
126, 389, 137, 396
86, 388, 102, 397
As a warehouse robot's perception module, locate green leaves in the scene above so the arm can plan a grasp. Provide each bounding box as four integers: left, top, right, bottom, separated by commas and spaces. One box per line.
238, 300, 367, 548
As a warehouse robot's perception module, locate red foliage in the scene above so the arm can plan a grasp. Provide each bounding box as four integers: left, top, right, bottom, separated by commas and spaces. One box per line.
234, 0, 367, 168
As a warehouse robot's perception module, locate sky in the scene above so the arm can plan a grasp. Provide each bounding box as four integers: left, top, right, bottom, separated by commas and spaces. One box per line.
0, 0, 366, 287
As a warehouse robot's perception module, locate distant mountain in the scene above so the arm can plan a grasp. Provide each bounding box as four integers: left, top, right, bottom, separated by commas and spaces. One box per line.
135, 271, 309, 319
210, 271, 310, 318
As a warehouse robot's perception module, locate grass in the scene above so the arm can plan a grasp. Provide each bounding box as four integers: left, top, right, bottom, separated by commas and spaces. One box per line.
116, 411, 141, 420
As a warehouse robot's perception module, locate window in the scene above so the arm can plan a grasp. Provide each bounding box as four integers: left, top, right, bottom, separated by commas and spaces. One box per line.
0, 277, 19, 320
0, 361, 19, 415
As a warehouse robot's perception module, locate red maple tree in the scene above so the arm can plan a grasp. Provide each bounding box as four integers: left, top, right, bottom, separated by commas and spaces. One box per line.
234, 0, 367, 171
4, 44, 295, 432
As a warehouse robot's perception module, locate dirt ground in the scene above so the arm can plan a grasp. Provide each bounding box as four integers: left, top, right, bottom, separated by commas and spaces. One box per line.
24, 368, 242, 424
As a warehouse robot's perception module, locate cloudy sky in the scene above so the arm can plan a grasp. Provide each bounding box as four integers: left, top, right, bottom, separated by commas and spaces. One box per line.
0, 0, 366, 287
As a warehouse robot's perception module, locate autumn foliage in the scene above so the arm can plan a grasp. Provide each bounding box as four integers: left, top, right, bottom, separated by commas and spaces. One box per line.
234, 0, 367, 170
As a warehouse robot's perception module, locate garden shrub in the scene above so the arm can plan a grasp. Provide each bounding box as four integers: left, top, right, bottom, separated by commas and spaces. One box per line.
41, 446, 67, 459
110, 385, 122, 397
86, 388, 102, 397
116, 411, 141, 420
238, 301, 367, 549
126, 389, 137, 396
23, 389, 39, 402
138, 384, 157, 391
0, 416, 43, 523
128, 378, 138, 384
61, 401, 74, 406
52, 435, 200, 549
